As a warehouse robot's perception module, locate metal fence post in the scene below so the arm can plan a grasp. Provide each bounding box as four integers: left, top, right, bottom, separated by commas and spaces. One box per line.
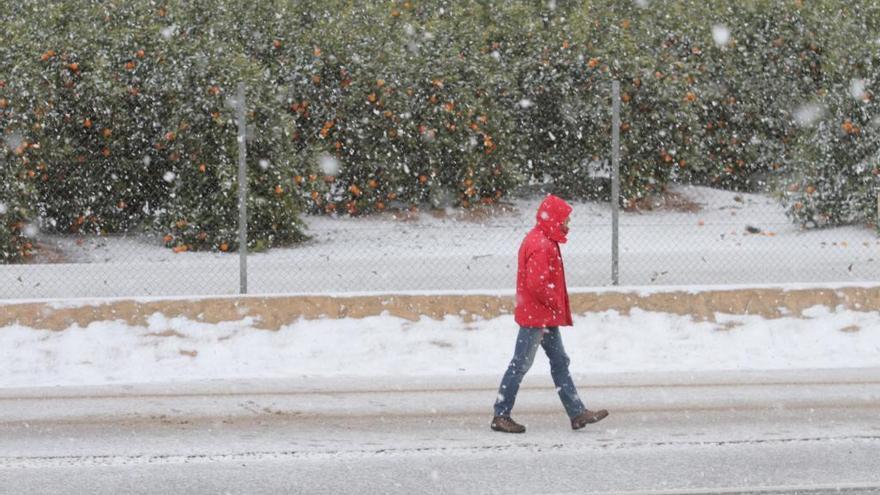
611, 80, 620, 286
236, 82, 248, 294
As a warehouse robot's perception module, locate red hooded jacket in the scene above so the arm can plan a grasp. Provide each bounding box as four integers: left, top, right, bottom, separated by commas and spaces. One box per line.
514, 194, 573, 328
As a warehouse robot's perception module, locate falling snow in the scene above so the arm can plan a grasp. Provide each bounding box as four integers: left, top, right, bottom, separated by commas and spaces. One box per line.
711, 25, 730, 47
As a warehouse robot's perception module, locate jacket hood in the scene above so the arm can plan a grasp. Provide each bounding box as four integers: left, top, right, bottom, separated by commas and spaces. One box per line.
535, 194, 572, 243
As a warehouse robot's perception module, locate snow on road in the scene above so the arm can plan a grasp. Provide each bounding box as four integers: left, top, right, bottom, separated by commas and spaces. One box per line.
1, 370, 879, 494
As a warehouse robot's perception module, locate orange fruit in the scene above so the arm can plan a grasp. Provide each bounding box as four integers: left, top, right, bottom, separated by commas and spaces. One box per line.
368, 179, 378, 189
294, 175, 303, 184
0, 98, 7, 109
101, 147, 111, 157
349, 185, 362, 196
198, 163, 206, 173
83, 118, 92, 128
176, 219, 187, 229
274, 184, 283, 195
136, 49, 145, 59
102, 128, 112, 138
172, 245, 188, 253
219, 243, 229, 252
117, 201, 126, 209
125, 61, 136, 70
68, 62, 79, 72
588, 58, 599, 69
165, 131, 176, 141
163, 234, 173, 243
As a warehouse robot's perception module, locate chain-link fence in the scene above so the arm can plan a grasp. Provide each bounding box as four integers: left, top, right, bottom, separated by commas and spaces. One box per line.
2, 80, 878, 301
3, 175, 877, 301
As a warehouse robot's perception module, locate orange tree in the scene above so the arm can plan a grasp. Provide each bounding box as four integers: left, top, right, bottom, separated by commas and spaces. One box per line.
3, 0, 308, 254
1, 5, 40, 261
781, 1, 880, 232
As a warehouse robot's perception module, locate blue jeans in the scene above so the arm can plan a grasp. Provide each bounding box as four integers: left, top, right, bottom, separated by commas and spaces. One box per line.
494, 327, 586, 419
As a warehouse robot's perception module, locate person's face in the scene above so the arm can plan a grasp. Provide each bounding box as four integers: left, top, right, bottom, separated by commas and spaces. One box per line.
562, 217, 570, 231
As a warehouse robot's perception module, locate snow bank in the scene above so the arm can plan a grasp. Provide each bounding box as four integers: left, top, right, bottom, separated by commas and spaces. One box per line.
1, 306, 877, 388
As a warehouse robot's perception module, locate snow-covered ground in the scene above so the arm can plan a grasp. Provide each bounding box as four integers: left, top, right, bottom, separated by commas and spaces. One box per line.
1, 186, 877, 299
2, 302, 878, 389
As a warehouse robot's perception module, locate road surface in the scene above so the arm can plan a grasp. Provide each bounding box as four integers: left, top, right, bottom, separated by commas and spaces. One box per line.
2, 369, 880, 494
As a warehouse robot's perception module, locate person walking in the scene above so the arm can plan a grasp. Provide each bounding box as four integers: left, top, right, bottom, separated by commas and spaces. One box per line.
491, 194, 608, 433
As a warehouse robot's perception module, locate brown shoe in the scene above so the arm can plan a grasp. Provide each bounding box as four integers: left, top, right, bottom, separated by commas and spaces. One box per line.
491, 416, 526, 433
571, 409, 609, 430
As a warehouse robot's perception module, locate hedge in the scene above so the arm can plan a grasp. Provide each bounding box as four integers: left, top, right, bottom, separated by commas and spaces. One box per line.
1, 0, 877, 262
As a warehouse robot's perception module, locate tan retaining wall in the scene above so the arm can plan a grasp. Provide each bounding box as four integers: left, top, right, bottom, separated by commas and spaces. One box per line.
2, 286, 879, 332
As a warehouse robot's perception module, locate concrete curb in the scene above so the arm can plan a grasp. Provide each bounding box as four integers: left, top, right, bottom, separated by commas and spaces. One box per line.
1, 285, 878, 331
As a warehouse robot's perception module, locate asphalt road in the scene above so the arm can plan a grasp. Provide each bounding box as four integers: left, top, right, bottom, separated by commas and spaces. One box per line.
1, 369, 879, 494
